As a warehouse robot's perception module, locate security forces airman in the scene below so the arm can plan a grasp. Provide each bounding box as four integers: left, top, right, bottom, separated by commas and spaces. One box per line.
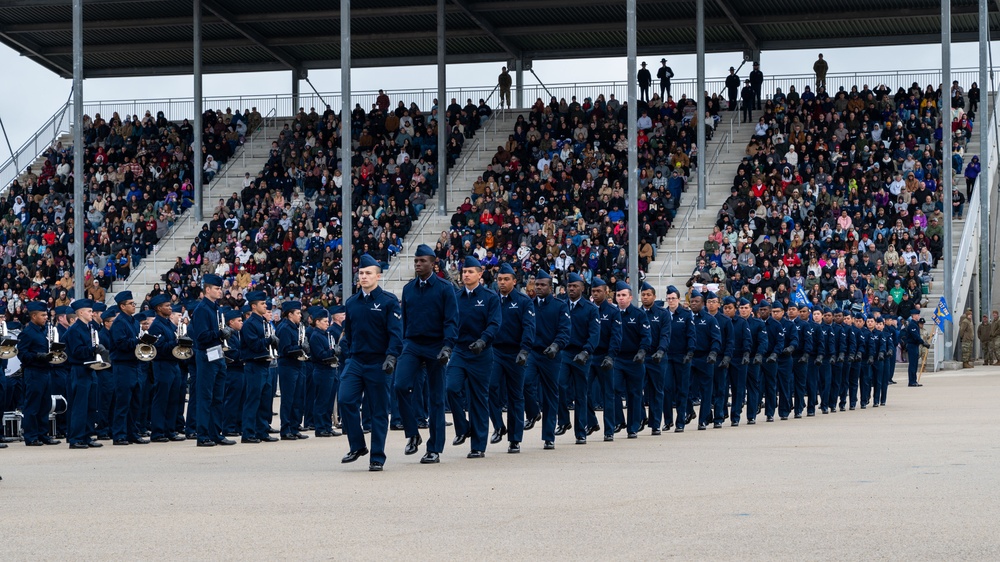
557, 272, 600, 444
724, 297, 752, 426
706, 292, 733, 429
745, 302, 769, 424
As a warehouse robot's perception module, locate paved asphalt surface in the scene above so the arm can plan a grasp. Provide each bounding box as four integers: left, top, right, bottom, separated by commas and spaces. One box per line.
2, 368, 998, 560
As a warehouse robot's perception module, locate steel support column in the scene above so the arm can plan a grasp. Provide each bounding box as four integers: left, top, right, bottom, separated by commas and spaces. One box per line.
437, 0, 447, 215
515, 58, 524, 108
72, 0, 84, 298
341, 0, 352, 298
292, 71, 301, 114
979, 0, 991, 317
193, 0, 203, 222
697, 0, 707, 211
627, 0, 638, 290
943, 0, 954, 359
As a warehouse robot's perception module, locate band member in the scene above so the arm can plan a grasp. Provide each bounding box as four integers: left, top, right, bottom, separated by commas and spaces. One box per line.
64, 299, 100, 449
188, 274, 234, 447
276, 300, 308, 440
148, 294, 185, 442
240, 291, 279, 443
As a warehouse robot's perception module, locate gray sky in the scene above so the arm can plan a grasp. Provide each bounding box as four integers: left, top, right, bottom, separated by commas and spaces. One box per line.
0, 41, 995, 164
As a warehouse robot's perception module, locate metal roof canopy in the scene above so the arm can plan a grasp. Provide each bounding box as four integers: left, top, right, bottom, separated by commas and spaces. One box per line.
1, 0, 999, 79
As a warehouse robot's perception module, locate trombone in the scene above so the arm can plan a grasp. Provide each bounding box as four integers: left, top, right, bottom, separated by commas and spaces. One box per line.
0, 320, 18, 359
86, 327, 111, 371
135, 327, 158, 361
46, 321, 67, 365
172, 320, 194, 360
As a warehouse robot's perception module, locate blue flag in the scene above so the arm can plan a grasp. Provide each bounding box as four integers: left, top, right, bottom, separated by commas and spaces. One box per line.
933, 296, 952, 330
793, 285, 810, 308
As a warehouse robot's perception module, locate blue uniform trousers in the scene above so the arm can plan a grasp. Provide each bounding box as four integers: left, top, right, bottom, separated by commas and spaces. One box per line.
690, 356, 715, 427
139, 367, 153, 434
303, 363, 316, 427
448, 348, 493, 451
907, 344, 921, 386
830, 361, 843, 410
792, 356, 807, 415
339, 359, 390, 464
293, 362, 307, 429
21, 367, 50, 443
778, 356, 794, 418
860, 362, 872, 406
67, 366, 95, 445
525, 350, 560, 442
819, 361, 833, 411
761, 359, 778, 418
614, 357, 644, 434
559, 352, 591, 440
223, 365, 244, 434
712, 360, 728, 422
523, 356, 541, 424
889, 348, 898, 384
587, 356, 616, 437
151, 361, 181, 439
871, 359, 884, 405
806, 360, 820, 414
490, 349, 524, 443
51, 366, 69, 436
642, 358, 665, 430
664, 358, 691, 429
880, 357, 891, 404
242, 362, 270, 439
395, 341, 445, 452
277, 361, 303, 436
194, 352, 226, 443
849, 361, 862, 408
836, 361, 849, 408
186, 367, 199, 436
264, 365, 277, 429
312, 364, 338, 434
728, 362, 748, 423
112, 362, 142, 441
745, 362, 762, 422
96, 370, 116, 437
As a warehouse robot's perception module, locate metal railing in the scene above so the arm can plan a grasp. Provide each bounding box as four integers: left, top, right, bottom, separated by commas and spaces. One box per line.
0, 97, 74, 191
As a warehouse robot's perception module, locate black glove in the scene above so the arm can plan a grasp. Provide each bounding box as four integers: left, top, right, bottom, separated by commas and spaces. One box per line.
868, 356, 875, 365
798, 354, 808, 364
742, 352, 750, 365
469, 339, 487, 355
543, 343, 559, 359
719, 356, 731, 369
651, 349, 665, 364
877, 352, 885, 360
815, 355, 824, 365
753, 354, 763, 365
382, 354, 397, 374
220, 326, 234, 341
837, 353, 844, 363
633, 349, 646, 363
515, 349, 529, 366
331, 344, 341, 359
302, 340, 312, 355
600, 356, 614, 370
707, 351, 718, 364
37, 352, 54, 363
437, 346, 452, 365
781, 346, 794, 356
139, 332, 159, 345
682, 352, 693, 364
95, 345, 109, 356
766, 353, 777, 363
572, 350, 590, 365
268, 334, 279, 348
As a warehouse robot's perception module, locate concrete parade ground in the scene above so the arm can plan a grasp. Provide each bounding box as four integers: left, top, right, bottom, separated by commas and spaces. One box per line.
2, 368, 998, 561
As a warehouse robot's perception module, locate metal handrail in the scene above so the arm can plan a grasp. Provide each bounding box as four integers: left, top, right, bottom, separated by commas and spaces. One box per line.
0, 99, 73, 191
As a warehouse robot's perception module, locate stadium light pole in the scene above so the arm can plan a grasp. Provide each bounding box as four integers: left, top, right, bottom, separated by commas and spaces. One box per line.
942, 0, 954, 361
627, 0, 638, 293
696, 0, 706, 211
341, 0, 352, 299
193, 0, 203, 222
979, 0, 991, 320
72, 0, 84, 298
437, 0, 448, 216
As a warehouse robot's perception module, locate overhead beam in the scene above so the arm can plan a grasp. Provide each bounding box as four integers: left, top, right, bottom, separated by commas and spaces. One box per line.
714, 0, 758, 51
449, 0, 520, 57
200, 0, 300, 71
0, 29, 72, 76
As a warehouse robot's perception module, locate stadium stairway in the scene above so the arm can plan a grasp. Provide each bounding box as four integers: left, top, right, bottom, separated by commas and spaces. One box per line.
17, 132, 74, 184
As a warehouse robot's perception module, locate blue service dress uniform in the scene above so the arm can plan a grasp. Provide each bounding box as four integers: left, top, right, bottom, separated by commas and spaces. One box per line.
838, 319, 857, 410
524, 294, 571, 444
276, 317, 307, 438
64, 319, 98, 446
52, 321, 70, 437
110, 311, 144, 442
448, 284, 502, 452
640, 303, 670, 432
904, 318, 928, 386
862, 325, 878, 406
309, 324, 340, 435
15, 320, 54, 444
877, 326, 892, 405
690, 307, 722, 428
814, 320, 834, 413
829, 319, 846, 411
778, 314, 798, 418
149, 314, 183, 440
339, 286, 404, 466
96, 320, 115, 438
222, 329, 244, 434
847, 318, 862, 408
791, 314, 810, 416
712, 310, 735, 424
189, 297, 228, 444
727, 313, 754, 424
397, 274, 459, 454
614, 304, 651, 436
745, 314, 769, 422
664, 305, 696, 430
586, 300, 621, 434
558, 297, 600, 441
760, 314, 784, 420
240, 312, 276, 440
491, 289, 536, 444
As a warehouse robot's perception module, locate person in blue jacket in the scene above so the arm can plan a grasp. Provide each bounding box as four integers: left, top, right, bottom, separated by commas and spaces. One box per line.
109, 291, 150, 445
706, 292, 734, 428
585, 277, 620, 438
556, 272, 600, 444
490, 263, 535, 454
788, 303, 810, 418
95, 306, 118, 440
688, 290, 721, 430
903, 309, 930, 387
612, 281, 652, 440
724, 297, 753, 426
523, 269, 570, 450
663, 285, 695, 431
63, 299, 100, 449
775, 302, 798, 420
836, 310, 857, 411
51, 305, 72, 438
276, 300, 309, 440
448, 256, 502, 458
339, 254, 403, 471
308, 308, 340, 438
804, 307, 825, 416
817, 307, 836, 414
828, 309, 846, 414
147, 294, 185, 442
188, 274, 235, 446
745, 302, 769, 424
638, 281, 669, 435
16, 302, 61, 446
239, 291, 280, 443
861, 315, 878, 408
396, 244, 458, 464
221, 308, 244, 436
846, 312, 863, 410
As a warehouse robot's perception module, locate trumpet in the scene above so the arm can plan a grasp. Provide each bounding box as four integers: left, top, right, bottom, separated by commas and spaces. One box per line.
46, 321, 67, 365
296, 323, 310, 362
263, 319, 278, 361
0, 320, 18, 359
86, 327, 111, 371
135, 327, 158, 361
172, 320, 194, 360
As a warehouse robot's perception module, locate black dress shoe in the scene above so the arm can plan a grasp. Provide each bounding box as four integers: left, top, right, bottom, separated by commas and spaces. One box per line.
341, 448, 369, 463
151, 436, 170, 443
554, 424, 567, 436
417, 420, 429, 429
405, 434, 423, 455
42, 438, 62, 445
113, 439, 130, 446
508, 442, 521, 454
129, 437, 150, 444
779, 416, 788, 421
697, 424, 707, 430
467, 450, 485, 459
524, 414, 541, 430
69, 442, 89, 449
603, 435, 614, 442
215, 438, 236, 446
651, 428, 661, 436
23, 440, 43, 447
267, 427, 280, 434
614, 423, 625, 434
280, 434, 298, 440
315, 431, 333, 437
627, 432, 637, 439
369, 462, 383, 472
674, 426, 684, 433
638, 418, 647, 432
452, 431, 469, 446
420, 452, 441, 463
730, 421, 739, 427
543, 441, 555, 450
587, 425, 599, 436
260, 435, 278, 442
96, 434, 112, 441
390, 424, 404, 431
747, 419, 756, 425
713, 422, 722, 429
329, 429, 342, 436
794, 413, 802, 419
241, 437, 261, 443
575, 438, 586, 445
490, 427, 506, 444
849, 406, 856, 411
87, 441, 103, 448
293, 433, 309, 440
807, 412, 816, 416
185, 433, 198, 440
196, 441, 215, 447
765, 417, 774, 423
223, 432, 240, 437
169, 434, 187, 442
908, 383, 923, 387
663, 422, 673, 431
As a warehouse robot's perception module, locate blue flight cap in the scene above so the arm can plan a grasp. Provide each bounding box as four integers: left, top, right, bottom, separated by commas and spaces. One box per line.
567, 272, 583, 284
93, 302, 107, 313
149, 294, 170, 308
833, 308, 843, 315
313, 309, 329, 321
772, 301, 784, 310
614, 281, 631, 292
241, 305, 251, 314
224, 309, 242, 322
102, 305, 119, 320
415, 244, 435, 257
71, 299, 93, 311
462, 255, 482, 269
705, 291, 718, 301
738, 297, 751, 306
536, 269, 551, 280
281, 301, 301, 314
640, 281, 655, 293
203, 274, 223, 287
55, 305, 72, 316
666, 285, 680, 296
592, 277, 607, 288
910, 309, 921, 316
690, 289, 703, 299
358, 254, 380, 269
822, 307, 832, 314
498, 263, 516, 276
114, 291, 134, 304
759, 300, 771, 308
306, 305, 323, 317
330, 305, 346, 315
722, 296, 737, 306
171, 304, 184, 314
246, 290, 267, 303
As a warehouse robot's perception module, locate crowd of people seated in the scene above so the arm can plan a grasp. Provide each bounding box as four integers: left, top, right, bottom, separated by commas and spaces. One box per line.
686, 79, 984, 317
0, 107, 260, 318
152, 92, 485, 310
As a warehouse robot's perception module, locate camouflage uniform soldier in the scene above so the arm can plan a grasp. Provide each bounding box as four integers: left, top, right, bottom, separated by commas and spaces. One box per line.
958, 311, 974, 368
978, 315, 991, 365
991, 311, 1000, 364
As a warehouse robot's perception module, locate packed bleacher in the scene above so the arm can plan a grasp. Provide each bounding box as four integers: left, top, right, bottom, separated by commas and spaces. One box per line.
687, 79, 982, 317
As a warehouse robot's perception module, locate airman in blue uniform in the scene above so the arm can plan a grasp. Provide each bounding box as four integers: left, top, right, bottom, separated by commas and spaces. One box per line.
872, 317, 888, 406
147, 294, 186, 442
221, 309, 244, 436
706, 292, 734, 428
861, 315, 878, 408
16, 303, 61, 446
639, 281, 670, 435
612, 281, 651, 440
188, 275, 235, 447
788, 303, 809, 418
663, 285, 695, 431
51, 305, 72, 438
308, 308, 340, 437
95, 306, 117, 439
813, 307, 834, 414
688, 290, 721, 430
524, 269, 570, 449
724, 297, 753, 426
448, 256, 502, 458
276, 300, 309, 440
109, 291, 150, 445
490, 263, 535, 454
837, 310, 857, 411
63, 300, 100, 449
846, 312, 863, 410
339, 254, 403, 471
774, 302, 797, 420
585, 277, 620, 438
555, 272, 600, 444
828, 309, 846, 414
745, 302, 769, 424
396, 244, 459, 463
239, 291, 280, 443
904, 309, 929, 387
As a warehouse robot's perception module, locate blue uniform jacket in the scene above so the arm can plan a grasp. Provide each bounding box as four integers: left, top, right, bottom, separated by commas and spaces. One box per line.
691, 308, 722, 356
225, 331, 243, 369
780, 317, 798, 354
240, 314, 272, 363
276, 318, 304, 365
342, 286, 403, 364
617, 305, 652, 356
530, 295, 570, 352
748, 316, 769, 358
454, 284, 502, 348
792, 318, 809, 356
857, 327, 870, 360
845, 324, 858, 359
643, 305, 670, 355
309, 326, 338, 366
110, 312, 141, 363
665, 306, 697, 355
815, 322, 833, 360
731, 314, 753, 355
763, 317, 784, 356
149, 315, 179, 362
714, 310, 735, 362
401, 274, 459, 347
190, 297, 224, 351
494, 290, 536, 354
564, 298, 600, 355
16, 322, 49, 368
594, 300, 622, 358
64, 320, 95, 366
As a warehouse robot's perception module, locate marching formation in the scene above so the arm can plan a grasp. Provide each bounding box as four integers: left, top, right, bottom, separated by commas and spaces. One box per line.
5, 247, 930, 470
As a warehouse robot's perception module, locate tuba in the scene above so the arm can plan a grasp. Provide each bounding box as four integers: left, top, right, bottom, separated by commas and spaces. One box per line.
47, 322, 67, 365
86, 327, 111, 371
135, 327, 158, 361
0, 320, 18, 359
172, 320, 194, 360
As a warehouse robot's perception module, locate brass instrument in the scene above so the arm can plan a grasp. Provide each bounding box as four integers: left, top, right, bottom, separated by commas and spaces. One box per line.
0, 320, 18, 359
46, 321, 67, 365
219, 310, 231, 351
86, 327, 111, 371
172, 320, 194, 360
263, 319, 278, 361
295, 322, 310, 361
324, 329, 339, 367
135, 327, 158, 361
